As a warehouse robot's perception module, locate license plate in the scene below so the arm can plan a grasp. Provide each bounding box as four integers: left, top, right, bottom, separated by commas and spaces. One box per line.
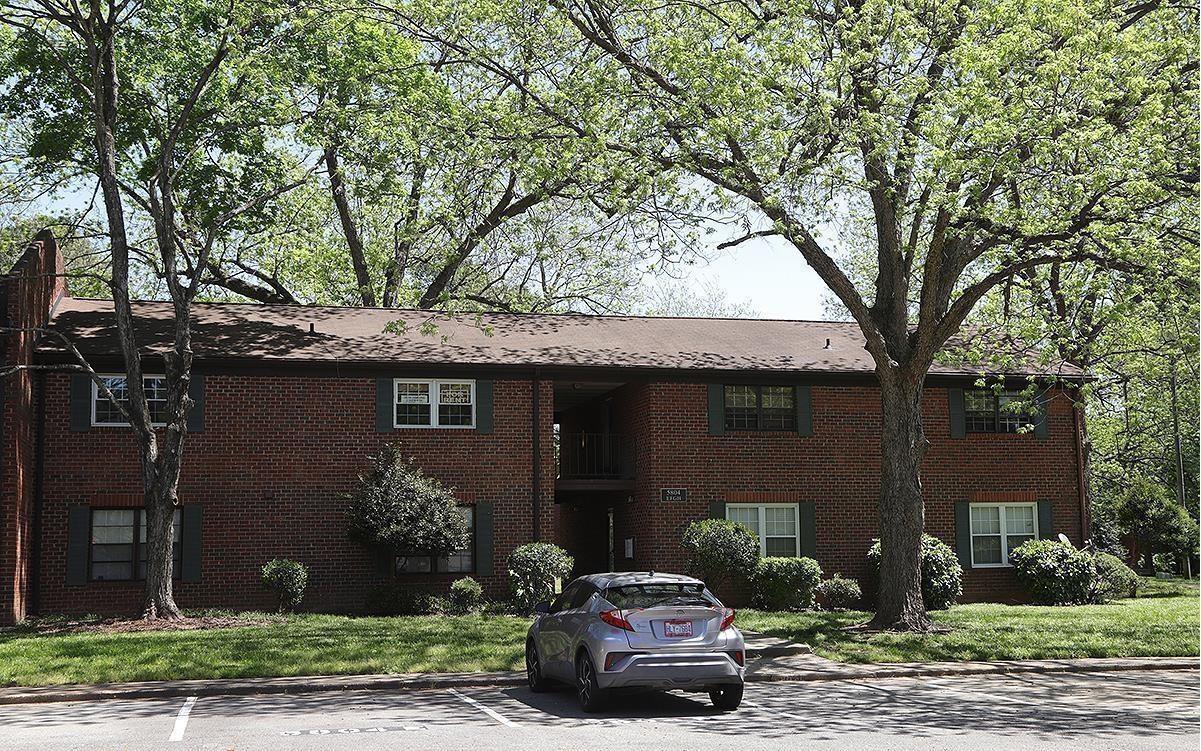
663, 619, 693, 638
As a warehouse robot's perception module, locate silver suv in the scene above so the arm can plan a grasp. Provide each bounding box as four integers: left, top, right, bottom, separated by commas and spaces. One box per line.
525, 572, 746, 712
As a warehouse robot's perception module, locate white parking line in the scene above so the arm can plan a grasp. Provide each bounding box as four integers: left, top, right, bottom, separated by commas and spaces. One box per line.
447, 688, 520, 727
743, 698, 807, 722
168, 696, 197, 742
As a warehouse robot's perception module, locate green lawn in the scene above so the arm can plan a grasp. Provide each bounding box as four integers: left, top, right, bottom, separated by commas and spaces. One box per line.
740, 578, 1200, 664
1, 579, 1195, 687
0, 613, 530, 687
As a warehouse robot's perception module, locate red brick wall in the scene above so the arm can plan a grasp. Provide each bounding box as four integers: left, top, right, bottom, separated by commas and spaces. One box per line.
608, 381, 1083, 604
36, 374, 555, 615
1, 232, 65, 624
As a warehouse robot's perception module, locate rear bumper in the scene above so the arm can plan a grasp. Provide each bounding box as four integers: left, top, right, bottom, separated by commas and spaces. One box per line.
597, 652, 744, 690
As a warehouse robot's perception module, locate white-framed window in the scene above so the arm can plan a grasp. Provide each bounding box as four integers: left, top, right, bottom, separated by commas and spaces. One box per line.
89, 508, 181, 581
92, 375, 169, 427
393, 379, 476, 428
726, 503, 800, 557
970, 503, 1038, 567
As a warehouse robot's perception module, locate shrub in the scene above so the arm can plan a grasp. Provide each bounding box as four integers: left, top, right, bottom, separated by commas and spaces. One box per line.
866, 534, 962, 610
1010, 539, 1095, 605
448, 577, 485, 614
346, 444, 471, 558
681, 519, 760, 593
750, 557, 822, 610
1093, 552, 1139, 601
509, 543, 574, 612
816, 575, 862, 611
260, 558, 309, 612
364, 583, 438, 615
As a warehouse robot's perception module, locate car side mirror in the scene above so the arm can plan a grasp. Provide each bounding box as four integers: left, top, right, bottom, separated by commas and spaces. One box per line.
533, 600, 551, 614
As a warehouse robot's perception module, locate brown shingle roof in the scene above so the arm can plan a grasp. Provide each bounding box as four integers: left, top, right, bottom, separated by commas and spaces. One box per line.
39, 298, 1080, 378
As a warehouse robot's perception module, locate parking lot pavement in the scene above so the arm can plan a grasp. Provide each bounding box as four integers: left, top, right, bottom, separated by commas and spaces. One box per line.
0, 669, 1194, 751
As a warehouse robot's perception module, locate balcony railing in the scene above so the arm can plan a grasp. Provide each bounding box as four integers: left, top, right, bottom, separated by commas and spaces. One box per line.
557, 432, 633, 480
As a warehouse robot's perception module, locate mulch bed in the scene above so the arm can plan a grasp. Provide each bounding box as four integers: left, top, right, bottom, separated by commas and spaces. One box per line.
3, 615, 278, 637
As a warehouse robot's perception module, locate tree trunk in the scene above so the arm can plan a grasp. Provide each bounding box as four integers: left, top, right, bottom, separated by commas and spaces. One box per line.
869, 373, 932, 631
324, 143, 376, 307
142, 483, 182, 619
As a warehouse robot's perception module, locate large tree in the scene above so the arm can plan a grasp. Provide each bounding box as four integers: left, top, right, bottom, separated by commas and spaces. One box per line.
0, 0, 322, 618
386, 0, 1198, 628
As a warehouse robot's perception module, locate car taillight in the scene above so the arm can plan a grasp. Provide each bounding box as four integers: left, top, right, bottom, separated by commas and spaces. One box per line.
720, 608, 736, 630
728, 650, 745, 667
600, 610, 635, 631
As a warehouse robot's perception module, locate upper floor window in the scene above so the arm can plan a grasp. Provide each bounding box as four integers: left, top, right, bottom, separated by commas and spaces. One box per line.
724, 385, 796, 431
92, 375, 168, 426
394, 379, 475, 428
396, 505, 475, 574
965, 389, 1037, 434
970, 503, 1037, 567
90, 508, 181, 581
726, 503, 800, 557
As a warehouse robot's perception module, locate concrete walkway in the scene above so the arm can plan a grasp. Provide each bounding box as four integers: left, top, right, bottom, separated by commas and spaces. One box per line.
0, 652, 1193, 706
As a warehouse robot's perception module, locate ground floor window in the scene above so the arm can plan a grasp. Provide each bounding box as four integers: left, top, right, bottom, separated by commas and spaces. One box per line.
396, 506, 475, 574
725, 503, 799, 557
970, 503, 1038, 567
89, 508, 181, 581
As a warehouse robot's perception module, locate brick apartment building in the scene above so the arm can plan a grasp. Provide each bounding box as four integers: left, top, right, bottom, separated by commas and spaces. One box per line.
0, 234, 1087, 623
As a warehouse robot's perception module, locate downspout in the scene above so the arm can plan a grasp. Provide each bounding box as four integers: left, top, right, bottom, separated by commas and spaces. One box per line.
532, 368, 542, 542
30, 371, 45, 616
1072, 387, 1090, 544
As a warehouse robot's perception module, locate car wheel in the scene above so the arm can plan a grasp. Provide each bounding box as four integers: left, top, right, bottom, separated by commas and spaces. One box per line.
709, 683, 744, 711
575, 652, 606, 713
526, 641, 551, 693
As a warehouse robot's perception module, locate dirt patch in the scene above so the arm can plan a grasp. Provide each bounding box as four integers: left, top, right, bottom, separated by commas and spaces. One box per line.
6, 615, 279, 637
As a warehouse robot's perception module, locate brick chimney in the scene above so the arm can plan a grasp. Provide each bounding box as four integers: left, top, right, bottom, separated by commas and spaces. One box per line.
0, 229, 67, 624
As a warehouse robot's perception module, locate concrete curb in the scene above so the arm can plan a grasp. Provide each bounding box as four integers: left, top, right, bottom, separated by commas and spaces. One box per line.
0, 656, 1193, 706
745, 656, 1200, 684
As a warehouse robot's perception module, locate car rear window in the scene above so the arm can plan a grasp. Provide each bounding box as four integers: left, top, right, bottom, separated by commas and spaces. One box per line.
601, 583, 716, 609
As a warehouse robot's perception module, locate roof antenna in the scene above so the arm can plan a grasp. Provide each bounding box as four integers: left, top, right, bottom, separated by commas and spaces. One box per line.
824, 338, 831, 349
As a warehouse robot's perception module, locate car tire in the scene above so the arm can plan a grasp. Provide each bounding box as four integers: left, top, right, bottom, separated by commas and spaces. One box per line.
709, 683, 743, 711
575, 652, 606, 713
526, 641, 551, 693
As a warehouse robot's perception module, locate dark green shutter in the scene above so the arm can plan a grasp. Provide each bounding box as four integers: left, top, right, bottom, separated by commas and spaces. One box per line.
475, 501, 494, 576
180, 505, 203, 582
795, 384, 813, 437
375, 378, 394, 432
709, 501, 726, 520
186, 373, 204, 433
707, 384, 725, 436
66, 506, 90, 584
1033, 391, 1050, 439
954, 502, 971, 567
475, 380, 494, 434
1037, 500, 1054, 540
70, 374, 92, 432
948, 388, 966, 439
375, 549, 394, 576
798, 501, 817, 558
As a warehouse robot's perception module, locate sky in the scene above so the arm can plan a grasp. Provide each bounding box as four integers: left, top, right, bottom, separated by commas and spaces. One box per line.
689, 235, 832, 320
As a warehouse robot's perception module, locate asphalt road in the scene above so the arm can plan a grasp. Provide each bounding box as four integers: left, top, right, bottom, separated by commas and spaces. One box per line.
0, 669, 1195, 750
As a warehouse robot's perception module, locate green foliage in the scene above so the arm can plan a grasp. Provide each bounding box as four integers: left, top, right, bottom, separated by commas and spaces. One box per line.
867, 535, 963, 611
681, 519, 761, 590
749, 557, 822, 611
1011, 540, 1097, 605
1094, 552, 1140, 602
816, 576, 863, 611
1116, 479, 1199, 560
260, 559, 309, 613
346, 445, 470, 557
508, 543, 574, 612
363, 584, 438, 616
447, 577, 485, 615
